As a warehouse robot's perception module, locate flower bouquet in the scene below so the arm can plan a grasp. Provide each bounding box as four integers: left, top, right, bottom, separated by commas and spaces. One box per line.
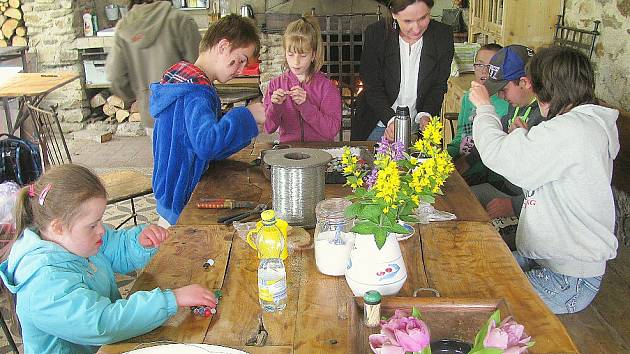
342, 117, 455, 249
368, 307, 534, 354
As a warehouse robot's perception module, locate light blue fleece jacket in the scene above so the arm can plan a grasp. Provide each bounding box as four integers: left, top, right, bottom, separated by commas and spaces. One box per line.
150, 83, 258, 224
0, 226, 177, 354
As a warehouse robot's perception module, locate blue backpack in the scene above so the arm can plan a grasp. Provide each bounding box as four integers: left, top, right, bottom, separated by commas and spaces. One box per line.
0, 133, 43, 186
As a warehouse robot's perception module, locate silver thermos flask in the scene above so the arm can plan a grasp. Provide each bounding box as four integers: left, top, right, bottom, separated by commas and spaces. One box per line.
394, 106, 411, 151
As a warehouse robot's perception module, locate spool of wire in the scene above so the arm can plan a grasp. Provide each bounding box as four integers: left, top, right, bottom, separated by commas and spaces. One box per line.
263, 148, 332, 228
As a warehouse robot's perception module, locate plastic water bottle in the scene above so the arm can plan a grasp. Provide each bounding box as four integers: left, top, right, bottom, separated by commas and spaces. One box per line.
394, 106, 411, 151
257, 210, 287, 312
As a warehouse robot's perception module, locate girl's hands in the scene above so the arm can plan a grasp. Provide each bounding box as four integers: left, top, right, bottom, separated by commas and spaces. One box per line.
469, 81, 492, 107
139, 225, 169, 248
289, 86, 306, 105
173, 284, 218, 308
271, 89, 288, 104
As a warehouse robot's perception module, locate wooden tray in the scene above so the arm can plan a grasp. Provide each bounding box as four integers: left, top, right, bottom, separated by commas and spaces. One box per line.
348, 296, 512, 353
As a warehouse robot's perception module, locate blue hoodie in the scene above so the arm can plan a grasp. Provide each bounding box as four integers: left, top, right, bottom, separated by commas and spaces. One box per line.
149, 83, 258, 224
0, 226, 178, 353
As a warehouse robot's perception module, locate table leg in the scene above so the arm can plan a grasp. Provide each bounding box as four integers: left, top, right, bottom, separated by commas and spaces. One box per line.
2, 98, 11, 134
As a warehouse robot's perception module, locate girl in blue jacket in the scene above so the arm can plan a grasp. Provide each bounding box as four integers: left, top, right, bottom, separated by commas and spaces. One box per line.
0, 164, 217, 353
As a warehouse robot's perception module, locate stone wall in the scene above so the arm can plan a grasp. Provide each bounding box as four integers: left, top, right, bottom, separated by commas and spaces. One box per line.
564, 0, 630, 110
258, 33, 284, 95
22, 0, 86, 125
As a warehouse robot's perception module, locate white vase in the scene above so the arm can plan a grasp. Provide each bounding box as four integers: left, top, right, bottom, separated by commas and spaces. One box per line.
345, 233, 407, 297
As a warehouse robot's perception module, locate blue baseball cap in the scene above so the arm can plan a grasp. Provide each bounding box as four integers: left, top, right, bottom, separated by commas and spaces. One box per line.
485, 45, 535, 96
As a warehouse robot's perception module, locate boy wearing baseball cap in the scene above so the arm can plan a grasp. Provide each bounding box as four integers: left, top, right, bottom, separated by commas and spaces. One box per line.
460, 45, 543, 243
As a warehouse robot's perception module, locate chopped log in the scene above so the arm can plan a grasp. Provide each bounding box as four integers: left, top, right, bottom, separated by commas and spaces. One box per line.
129, 112, 141, 122
102, 102, 119, 117
8, 0, 19, 8
129, 100, 139, 113
89, 91, 111, 108
106, 95, 125, 109
115, 109, 130, 123
11, 35, 26, 47
0, 4, 6, 12
0, 16, 5, 27
1, 18, 18, 38
4, 7, 21, 20
0, 0, 8, 4
0, 39, 7, 48
14, 25, 25, 37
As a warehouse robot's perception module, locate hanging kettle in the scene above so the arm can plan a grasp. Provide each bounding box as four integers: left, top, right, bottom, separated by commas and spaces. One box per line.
240, 4, 254, 19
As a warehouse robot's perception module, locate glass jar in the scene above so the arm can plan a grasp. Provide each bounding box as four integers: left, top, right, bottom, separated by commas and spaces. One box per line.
314, 198, 355, 276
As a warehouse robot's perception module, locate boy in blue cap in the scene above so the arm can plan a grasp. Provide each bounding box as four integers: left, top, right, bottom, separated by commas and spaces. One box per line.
149, 15, 266, 227
460, 45, 542, 245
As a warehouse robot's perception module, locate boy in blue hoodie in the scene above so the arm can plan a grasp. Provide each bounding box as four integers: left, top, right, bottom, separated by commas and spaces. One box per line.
150, 15, 266, 226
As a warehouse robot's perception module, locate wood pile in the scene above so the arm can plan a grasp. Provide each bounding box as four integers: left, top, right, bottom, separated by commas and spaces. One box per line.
89, 89, 139, 124
0, 0, 27, 47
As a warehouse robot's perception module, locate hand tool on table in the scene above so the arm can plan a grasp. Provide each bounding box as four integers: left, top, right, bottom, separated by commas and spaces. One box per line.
217, 203, 267, 225
245, 313, 268, 346
197, 198, 257, 209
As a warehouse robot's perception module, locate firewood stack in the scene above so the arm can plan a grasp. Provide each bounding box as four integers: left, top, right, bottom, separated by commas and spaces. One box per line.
89, 90, 138, 123
0, 0, 27, 47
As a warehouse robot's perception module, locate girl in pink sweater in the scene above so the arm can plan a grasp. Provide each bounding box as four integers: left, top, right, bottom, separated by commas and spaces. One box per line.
263, 16, 342, 143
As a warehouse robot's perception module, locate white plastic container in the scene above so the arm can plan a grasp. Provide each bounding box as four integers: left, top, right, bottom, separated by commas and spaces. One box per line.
83, 12, 94, 37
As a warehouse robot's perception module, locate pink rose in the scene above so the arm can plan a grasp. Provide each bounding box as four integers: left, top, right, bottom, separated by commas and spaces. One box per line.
483, 316, 532, 353
369, 309, 430, 354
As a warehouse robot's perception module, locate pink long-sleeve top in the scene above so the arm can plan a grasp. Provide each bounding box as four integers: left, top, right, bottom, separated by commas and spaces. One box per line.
263, 70, 341, 143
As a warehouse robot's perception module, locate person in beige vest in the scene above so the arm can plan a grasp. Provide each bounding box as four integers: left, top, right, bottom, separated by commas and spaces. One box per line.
106, 0, 201, 139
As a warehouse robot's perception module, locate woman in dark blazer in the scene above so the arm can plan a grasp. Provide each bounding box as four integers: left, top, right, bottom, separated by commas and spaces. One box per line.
351, 0, 454, 141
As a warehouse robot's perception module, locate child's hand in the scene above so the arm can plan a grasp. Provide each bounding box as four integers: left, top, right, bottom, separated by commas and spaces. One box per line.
271, 89, 288, 104
384, 121, 395, 142
485, 197, 515, 218
289, 86, 306, 105
469, 81, 492, 107
139, 225, 169, 248
173, 284, 218, 308
247, 102, 266, 124
508, 117, 529, 133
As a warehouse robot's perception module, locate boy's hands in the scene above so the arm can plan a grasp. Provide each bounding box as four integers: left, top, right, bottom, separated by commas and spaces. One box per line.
139, 225, 169, 248
485, 197, 515, 218
173, 284, 218, 308
247, 102, 266, 125
270, 89, 288, 104
508, 117, 529, 133
288, 86, 306, 105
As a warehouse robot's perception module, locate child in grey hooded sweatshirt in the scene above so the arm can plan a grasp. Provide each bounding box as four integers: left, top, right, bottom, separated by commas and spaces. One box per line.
469, 46, 619, 314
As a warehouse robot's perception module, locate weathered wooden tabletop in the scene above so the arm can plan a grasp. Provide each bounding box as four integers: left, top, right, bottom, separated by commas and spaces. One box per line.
0, 72, 79, 97
100, 141, 577, 353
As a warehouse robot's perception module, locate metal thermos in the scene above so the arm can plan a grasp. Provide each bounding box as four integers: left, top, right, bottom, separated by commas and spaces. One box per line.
240, 4, 254, 18
394, 106, 411, 151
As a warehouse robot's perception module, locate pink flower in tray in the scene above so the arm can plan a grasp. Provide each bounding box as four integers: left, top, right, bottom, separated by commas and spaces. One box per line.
484, 316, 532, 353
369, 308, 430, 354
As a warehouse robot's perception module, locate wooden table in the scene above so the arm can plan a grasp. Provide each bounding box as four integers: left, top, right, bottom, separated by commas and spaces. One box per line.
0, 72, 79, 134
100, 141, 577, 353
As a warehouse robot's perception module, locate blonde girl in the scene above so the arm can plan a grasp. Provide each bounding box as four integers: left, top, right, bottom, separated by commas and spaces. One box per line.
263, 16, 342, 142
0, 164, 217, 353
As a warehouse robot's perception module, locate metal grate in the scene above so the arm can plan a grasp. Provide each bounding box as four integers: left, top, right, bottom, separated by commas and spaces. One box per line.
317, 11, 381, 140
553, 14, 600, 59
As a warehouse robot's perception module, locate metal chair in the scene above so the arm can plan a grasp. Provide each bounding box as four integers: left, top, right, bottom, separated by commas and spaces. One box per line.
553, 14, 600, 59
26, 103, 153, 229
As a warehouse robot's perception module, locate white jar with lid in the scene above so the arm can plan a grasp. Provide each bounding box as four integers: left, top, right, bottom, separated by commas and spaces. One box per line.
314, 198, 355, 276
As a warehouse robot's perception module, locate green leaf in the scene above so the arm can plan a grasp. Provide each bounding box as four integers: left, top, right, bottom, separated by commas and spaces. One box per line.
344, 203, 363, 218
468, 348, 503, 354
411, 306, 422, 319
390, 223, 410, 234
421, 194, 436, 204
352, 221, 380, 235
374, 227, 387, 249
400, 215, 418, 223
363, 204, 383, 223
354, 187, 367, 198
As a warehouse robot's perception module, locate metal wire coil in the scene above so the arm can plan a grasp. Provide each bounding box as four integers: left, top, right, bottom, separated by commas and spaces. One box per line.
265, 148, 332, 228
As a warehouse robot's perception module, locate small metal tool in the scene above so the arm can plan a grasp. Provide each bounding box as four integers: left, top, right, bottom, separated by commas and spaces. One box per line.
197, 198, 257, 209
217, 203, 267, 225
245, 313, 268, 346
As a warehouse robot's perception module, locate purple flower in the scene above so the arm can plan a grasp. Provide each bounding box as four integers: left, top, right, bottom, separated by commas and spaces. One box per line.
376, 136, 391, 155
369, 308, 430, 354
365, 168, 379, 188
390, 141, 405, 161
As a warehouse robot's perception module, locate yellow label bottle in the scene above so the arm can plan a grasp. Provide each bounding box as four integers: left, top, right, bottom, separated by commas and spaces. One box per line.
247, 210, 289, 260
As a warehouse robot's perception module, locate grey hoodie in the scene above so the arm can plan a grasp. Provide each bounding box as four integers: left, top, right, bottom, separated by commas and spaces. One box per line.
473, 104, 619, 278
106, 1, 201, 128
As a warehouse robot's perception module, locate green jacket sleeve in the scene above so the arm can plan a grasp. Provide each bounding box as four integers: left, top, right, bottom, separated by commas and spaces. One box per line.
447, 92, 473, 158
